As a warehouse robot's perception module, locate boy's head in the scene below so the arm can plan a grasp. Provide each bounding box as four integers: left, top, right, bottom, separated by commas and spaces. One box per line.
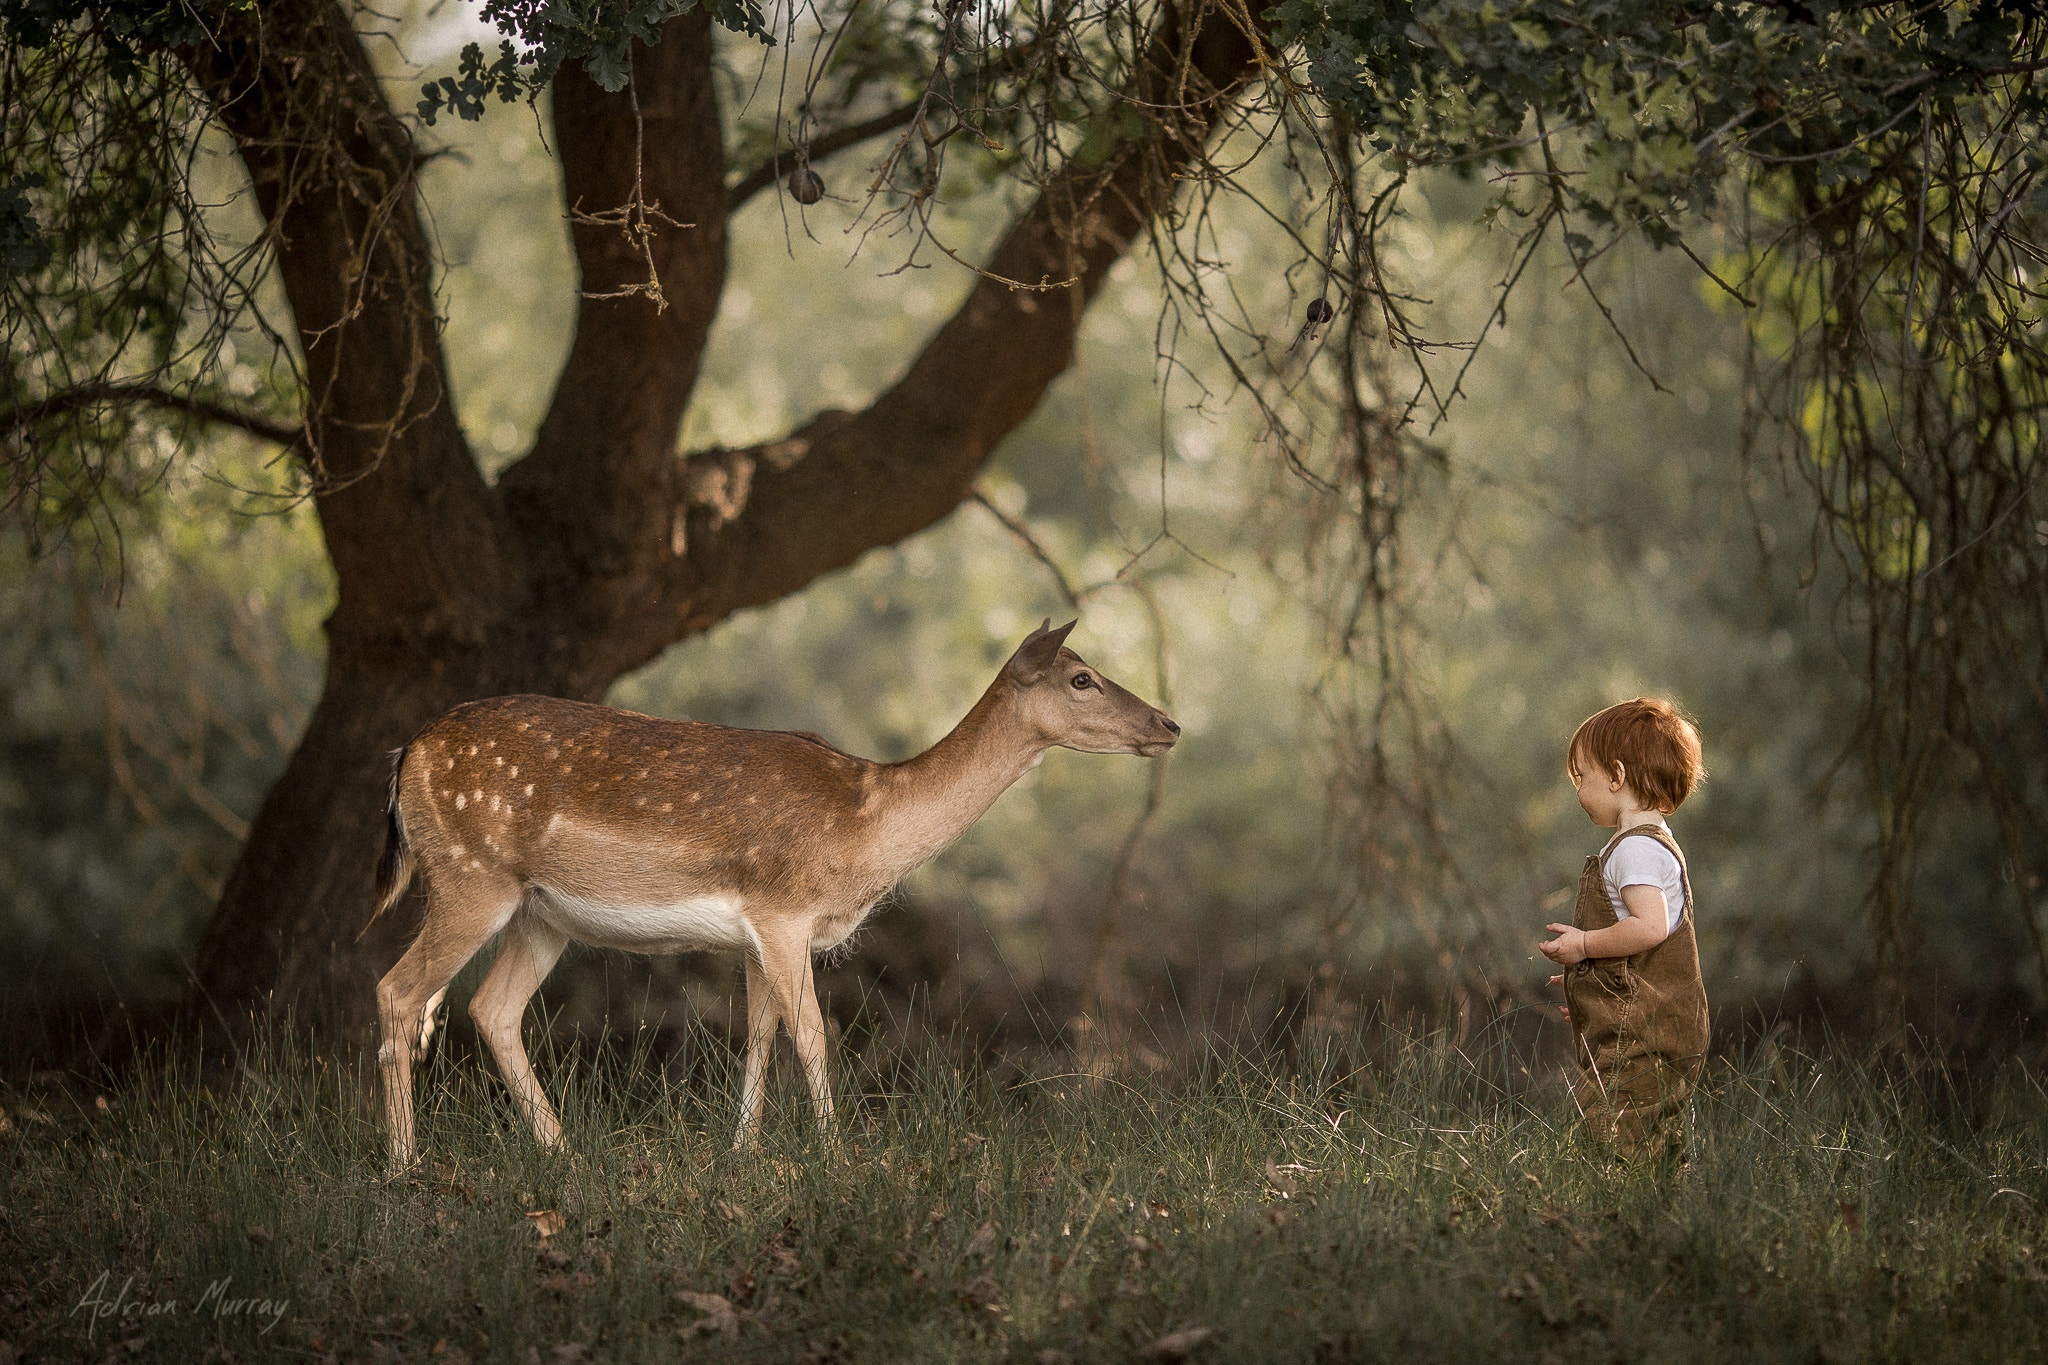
1567, 698, 1704, 814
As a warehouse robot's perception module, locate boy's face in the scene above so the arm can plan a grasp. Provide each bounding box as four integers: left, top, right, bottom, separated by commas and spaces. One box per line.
1569, 746, 1627, 828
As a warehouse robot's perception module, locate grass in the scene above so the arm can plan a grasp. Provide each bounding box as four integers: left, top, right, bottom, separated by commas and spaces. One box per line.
2, 1016, 2045, 1363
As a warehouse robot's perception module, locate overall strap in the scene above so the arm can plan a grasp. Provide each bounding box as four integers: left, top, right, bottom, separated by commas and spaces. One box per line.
1600, 823, 1692, 923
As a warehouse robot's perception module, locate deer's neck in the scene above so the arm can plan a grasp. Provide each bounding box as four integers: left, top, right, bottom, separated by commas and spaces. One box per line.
869, 681, 1042, 881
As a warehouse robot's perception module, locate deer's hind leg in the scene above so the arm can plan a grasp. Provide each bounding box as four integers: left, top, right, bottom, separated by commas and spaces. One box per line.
469, 907, 570, 1149
734, 950, 781, 1149
377, 868, 522, 1172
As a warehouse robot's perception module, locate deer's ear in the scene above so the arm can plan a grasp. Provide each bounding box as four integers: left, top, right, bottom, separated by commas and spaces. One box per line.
1009, 618, 1077, 683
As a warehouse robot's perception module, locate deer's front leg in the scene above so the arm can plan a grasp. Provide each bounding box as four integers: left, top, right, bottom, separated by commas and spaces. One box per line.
758, 926, 835, 1136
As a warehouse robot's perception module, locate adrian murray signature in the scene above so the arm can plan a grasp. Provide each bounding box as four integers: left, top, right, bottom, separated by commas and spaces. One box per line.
70, 1271, 289, 1339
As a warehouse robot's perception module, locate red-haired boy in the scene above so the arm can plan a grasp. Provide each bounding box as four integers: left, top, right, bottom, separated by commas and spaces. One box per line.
1538, 698, 1709, 1157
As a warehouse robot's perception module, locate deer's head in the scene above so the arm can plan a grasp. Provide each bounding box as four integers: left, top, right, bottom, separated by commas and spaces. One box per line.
1003, 619, 1180, 757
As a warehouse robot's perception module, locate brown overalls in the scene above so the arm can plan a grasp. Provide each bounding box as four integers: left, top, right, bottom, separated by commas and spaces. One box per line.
1562, 823, 1709, 1157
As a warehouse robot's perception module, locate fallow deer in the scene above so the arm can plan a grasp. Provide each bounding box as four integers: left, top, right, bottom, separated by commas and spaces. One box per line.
369, 620, 1177, 1169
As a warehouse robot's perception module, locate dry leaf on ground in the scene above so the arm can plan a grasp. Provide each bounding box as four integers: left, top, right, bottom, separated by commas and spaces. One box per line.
676, 1290, 739, 1339
964, 1221, 1000, 1262
1137, 1326, 1215, 1361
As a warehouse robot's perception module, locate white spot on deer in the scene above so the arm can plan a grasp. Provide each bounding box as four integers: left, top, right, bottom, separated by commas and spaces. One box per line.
489, 796, 501, 813
466, 745, 477, 757
494, 756, 504, 767
473, 789, 484, 802
524, 784, 535, 797
444, 758, 455, 771
689, 792, 702, 802
546, 747, 560, 759
455, 793, 467, 810
660, 803, 672, 813
562, 766, 574, 777
746, 845, 759, 859
517, 722, 530, 732
450, 845, 466, 858
746, 795, 759, 805
509, 765, 519, 778
636, 769, 648, 779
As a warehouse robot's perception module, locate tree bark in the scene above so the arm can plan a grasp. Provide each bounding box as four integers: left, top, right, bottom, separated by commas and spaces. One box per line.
185, 0, 529, 1033
188, 0, 1263, 1041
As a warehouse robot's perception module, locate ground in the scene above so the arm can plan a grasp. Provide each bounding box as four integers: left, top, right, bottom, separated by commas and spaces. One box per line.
2, 1022, 2044, 1362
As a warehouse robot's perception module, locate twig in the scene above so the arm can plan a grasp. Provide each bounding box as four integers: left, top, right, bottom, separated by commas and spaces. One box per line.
3, 381, 301, 448
570, 50, 687, 311
728, 101, 926, 211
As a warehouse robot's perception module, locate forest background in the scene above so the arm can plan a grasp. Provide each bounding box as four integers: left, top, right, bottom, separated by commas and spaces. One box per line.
3, 0, 2042, 1071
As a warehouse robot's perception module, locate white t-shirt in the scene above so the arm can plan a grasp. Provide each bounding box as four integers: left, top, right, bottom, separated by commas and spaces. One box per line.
1603, 824, 1687, 934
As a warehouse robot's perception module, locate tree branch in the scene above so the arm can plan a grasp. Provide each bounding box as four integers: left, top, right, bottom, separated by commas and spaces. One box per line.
180, 0, 508, 647
726, 101, 924, 213
497, 10, 730, 671
2, 381, 302, 448
652, 0, 1265, 660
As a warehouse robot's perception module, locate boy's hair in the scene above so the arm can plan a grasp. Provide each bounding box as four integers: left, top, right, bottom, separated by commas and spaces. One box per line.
1568, 698, 1705, 813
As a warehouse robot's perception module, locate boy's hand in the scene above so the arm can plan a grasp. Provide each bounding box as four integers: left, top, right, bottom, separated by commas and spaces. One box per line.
1548, 973, 1570, 1021
1539, 923, 1588, 966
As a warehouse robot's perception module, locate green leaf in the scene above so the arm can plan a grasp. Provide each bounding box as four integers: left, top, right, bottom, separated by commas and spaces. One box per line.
584, 43, 630, 92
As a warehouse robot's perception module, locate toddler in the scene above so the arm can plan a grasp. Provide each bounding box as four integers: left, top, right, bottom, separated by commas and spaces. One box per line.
1539, 698, 1709, 1157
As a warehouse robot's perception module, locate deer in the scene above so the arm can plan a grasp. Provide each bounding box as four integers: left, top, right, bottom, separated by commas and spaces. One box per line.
368, 619, 1178, 1170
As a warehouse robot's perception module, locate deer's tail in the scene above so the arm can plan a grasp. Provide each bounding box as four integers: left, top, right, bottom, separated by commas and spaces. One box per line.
361, 746, 415, 941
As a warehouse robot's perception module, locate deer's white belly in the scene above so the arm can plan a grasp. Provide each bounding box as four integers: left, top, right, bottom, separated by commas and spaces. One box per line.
531, 886, 753, 954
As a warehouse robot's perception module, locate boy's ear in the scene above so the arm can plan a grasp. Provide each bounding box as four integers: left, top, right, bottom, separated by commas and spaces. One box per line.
1007, 618, 1077, 684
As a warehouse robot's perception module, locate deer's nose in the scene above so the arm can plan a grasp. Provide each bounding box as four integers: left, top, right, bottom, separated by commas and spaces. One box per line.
1161, 716, 1181, 736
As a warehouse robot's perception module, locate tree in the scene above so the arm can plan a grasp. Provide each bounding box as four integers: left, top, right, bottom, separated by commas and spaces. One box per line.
3, 0, 1264, 1036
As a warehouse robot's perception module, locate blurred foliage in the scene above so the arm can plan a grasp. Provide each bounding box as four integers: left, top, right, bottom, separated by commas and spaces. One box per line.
0, 0, 298, 550
0, 446, 328, 1040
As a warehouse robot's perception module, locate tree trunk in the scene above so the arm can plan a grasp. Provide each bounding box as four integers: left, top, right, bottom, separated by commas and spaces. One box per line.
196, 648, 572, 1036
184, 0, 1263, 1042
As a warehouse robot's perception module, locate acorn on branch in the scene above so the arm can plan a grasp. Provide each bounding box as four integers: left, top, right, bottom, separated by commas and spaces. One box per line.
788, 166, 825, 205
1292, 295, 1338, 352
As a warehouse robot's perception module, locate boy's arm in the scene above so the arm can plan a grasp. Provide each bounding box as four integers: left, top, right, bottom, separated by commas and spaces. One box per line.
1539, 885, 1670, 964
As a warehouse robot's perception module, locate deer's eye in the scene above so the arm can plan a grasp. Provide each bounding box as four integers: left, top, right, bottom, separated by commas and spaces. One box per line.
1071, 672, 1096, 691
